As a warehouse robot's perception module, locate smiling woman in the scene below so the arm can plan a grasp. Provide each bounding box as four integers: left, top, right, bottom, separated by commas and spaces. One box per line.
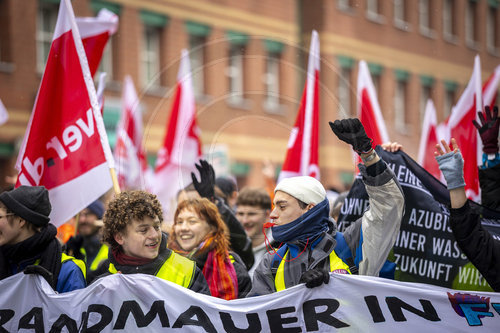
89, 190, 210, 295
168, 198, 252, 299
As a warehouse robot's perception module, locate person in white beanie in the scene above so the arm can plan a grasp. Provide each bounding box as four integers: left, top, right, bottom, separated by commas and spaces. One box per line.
249, 118, 405, 295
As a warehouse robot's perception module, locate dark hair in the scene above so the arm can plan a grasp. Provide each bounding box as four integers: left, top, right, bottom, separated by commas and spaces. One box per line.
297, 199, 308, 210
237, 187, 271, 210
103, 191, 163, 249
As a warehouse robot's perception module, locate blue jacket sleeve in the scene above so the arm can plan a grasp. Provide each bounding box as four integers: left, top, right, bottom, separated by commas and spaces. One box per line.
56, 260, 86, 293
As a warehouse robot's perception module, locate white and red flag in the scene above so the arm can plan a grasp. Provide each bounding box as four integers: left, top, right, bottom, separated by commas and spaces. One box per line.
0, 98, 8, 126
114, 76, 153, 190
76, 8, 118, 77
15, 0, 114, 226
152, 49, 202, 219
277, 30, 320, 182
418, 99, 441, 179
445, 56, 484, 201
356, 60, 389, 148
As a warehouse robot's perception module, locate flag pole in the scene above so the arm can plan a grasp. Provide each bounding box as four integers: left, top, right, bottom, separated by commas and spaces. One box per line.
109, 168, 121, 194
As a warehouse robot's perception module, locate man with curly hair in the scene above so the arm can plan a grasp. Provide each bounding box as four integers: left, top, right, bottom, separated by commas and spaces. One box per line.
91, 190, 210, 294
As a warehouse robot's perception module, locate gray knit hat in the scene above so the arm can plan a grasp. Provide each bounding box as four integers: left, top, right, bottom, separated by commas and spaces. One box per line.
0, 186, 51, 227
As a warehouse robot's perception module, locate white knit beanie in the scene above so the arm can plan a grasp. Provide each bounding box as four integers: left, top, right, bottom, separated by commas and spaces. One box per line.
274, 176, 326, 205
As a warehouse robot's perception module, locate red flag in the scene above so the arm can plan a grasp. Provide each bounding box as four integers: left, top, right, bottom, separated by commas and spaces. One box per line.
15, 0, 114, 226
114, 76, 153, 190
278, 30, 320, 182
446, 56, 483, 201
418, 100, 441, 179
76, 8, 118, 77
357, 60, 389, 147
152, 49, 202, 219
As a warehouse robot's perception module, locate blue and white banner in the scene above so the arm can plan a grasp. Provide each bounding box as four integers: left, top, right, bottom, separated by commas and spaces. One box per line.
338, 146, 500, 291
1, 273, 499, 332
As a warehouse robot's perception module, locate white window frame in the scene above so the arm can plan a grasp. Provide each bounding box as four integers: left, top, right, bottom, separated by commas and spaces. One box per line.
227, 44, 244, 104
394, 80, 407, 133
444, 89, 455, 119
393, 0, 408, 30
366, 0, 384, 23
419, 0, 434, 37
141, 25, 161, 88
420, 85, 431, 126
36, 3, 58, 73
465, 0, 478, 48
189, 35, 205, 98
487, 6, 499, 54
443, 0, 456, 41
264, 52, 280, 110
338, 67, 351, 117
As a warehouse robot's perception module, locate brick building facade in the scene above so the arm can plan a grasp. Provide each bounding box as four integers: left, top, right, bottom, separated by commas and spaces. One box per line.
0, 0, 499, 191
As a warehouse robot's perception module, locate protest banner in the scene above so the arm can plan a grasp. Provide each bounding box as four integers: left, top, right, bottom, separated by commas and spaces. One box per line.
338, 146, 500, 291
1, 272, 499, 332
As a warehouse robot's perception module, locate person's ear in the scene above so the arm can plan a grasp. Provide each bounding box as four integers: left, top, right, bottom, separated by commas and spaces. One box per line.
306, 203, 315, 211
18, 218, 27, 228
114, 232, 125, 246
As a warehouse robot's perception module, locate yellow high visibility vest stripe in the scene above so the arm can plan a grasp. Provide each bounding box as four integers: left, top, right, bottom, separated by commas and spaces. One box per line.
275, 249, 351, 292
89, 244, 109, 271
61, 253, 87, 280
108, 252, 195, 289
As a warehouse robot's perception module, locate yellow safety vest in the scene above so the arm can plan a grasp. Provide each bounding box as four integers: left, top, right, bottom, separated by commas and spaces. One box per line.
61, 253, 87, 280
80, 244, 109, 272
275, 249, 351, 292
108, 251, 196, 289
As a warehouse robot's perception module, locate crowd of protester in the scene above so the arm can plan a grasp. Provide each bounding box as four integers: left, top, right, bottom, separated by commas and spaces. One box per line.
0, 108, 498, 299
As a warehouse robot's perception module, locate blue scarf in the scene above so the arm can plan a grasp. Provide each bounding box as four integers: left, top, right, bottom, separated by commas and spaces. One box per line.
272, 198, 330, 243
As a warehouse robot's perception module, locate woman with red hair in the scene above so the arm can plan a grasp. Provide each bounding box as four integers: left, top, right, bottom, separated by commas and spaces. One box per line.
168, 198, 251, 299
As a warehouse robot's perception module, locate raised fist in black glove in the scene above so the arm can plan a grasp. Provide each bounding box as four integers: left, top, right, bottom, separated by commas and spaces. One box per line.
472, 105, 499, 154
191, 159, 216, 201
24, 265, 54, 287
329, 118, 373, 154
299, 268, 330, 288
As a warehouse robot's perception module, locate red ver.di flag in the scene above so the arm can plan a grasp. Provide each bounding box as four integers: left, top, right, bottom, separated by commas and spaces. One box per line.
15, 0, 114, 226
278, 30, 320, 182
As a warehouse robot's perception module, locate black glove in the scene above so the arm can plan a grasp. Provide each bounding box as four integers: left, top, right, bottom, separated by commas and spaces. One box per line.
191, 160, 216, 201
472, 106, 499, 154
24, 265, 54, 287
329, 118, 373, 154
299, 268, 330, 288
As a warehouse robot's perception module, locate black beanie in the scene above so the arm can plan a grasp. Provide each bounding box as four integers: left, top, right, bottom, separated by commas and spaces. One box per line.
0, 186, 51, 227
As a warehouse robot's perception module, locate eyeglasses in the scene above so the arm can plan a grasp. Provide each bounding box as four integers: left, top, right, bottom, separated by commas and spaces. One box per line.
0, 213, 14, 220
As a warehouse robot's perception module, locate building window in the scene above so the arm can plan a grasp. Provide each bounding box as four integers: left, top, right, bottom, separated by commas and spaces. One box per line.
444, 80, 458, 119
189, 35, 206, 98
141, 25, 161, 88
394, 80, 407, 133
420, 76, 434, 126
487, 5, 499, 54
338, 0, 355, 12
337, 56, 355, 117
264, 52, 280, 110
263, 39, 285, 113
36, 2, 58, 73
185, 21, 211, 98
338, 67, 352, 117
227, 44, 244, 104
465, 0, 478, 48
394, 69, 410, 134
443, 0, 457, 42
366, 0, 384, 23
394, 0, 409, 30
419, 0, 434, 37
